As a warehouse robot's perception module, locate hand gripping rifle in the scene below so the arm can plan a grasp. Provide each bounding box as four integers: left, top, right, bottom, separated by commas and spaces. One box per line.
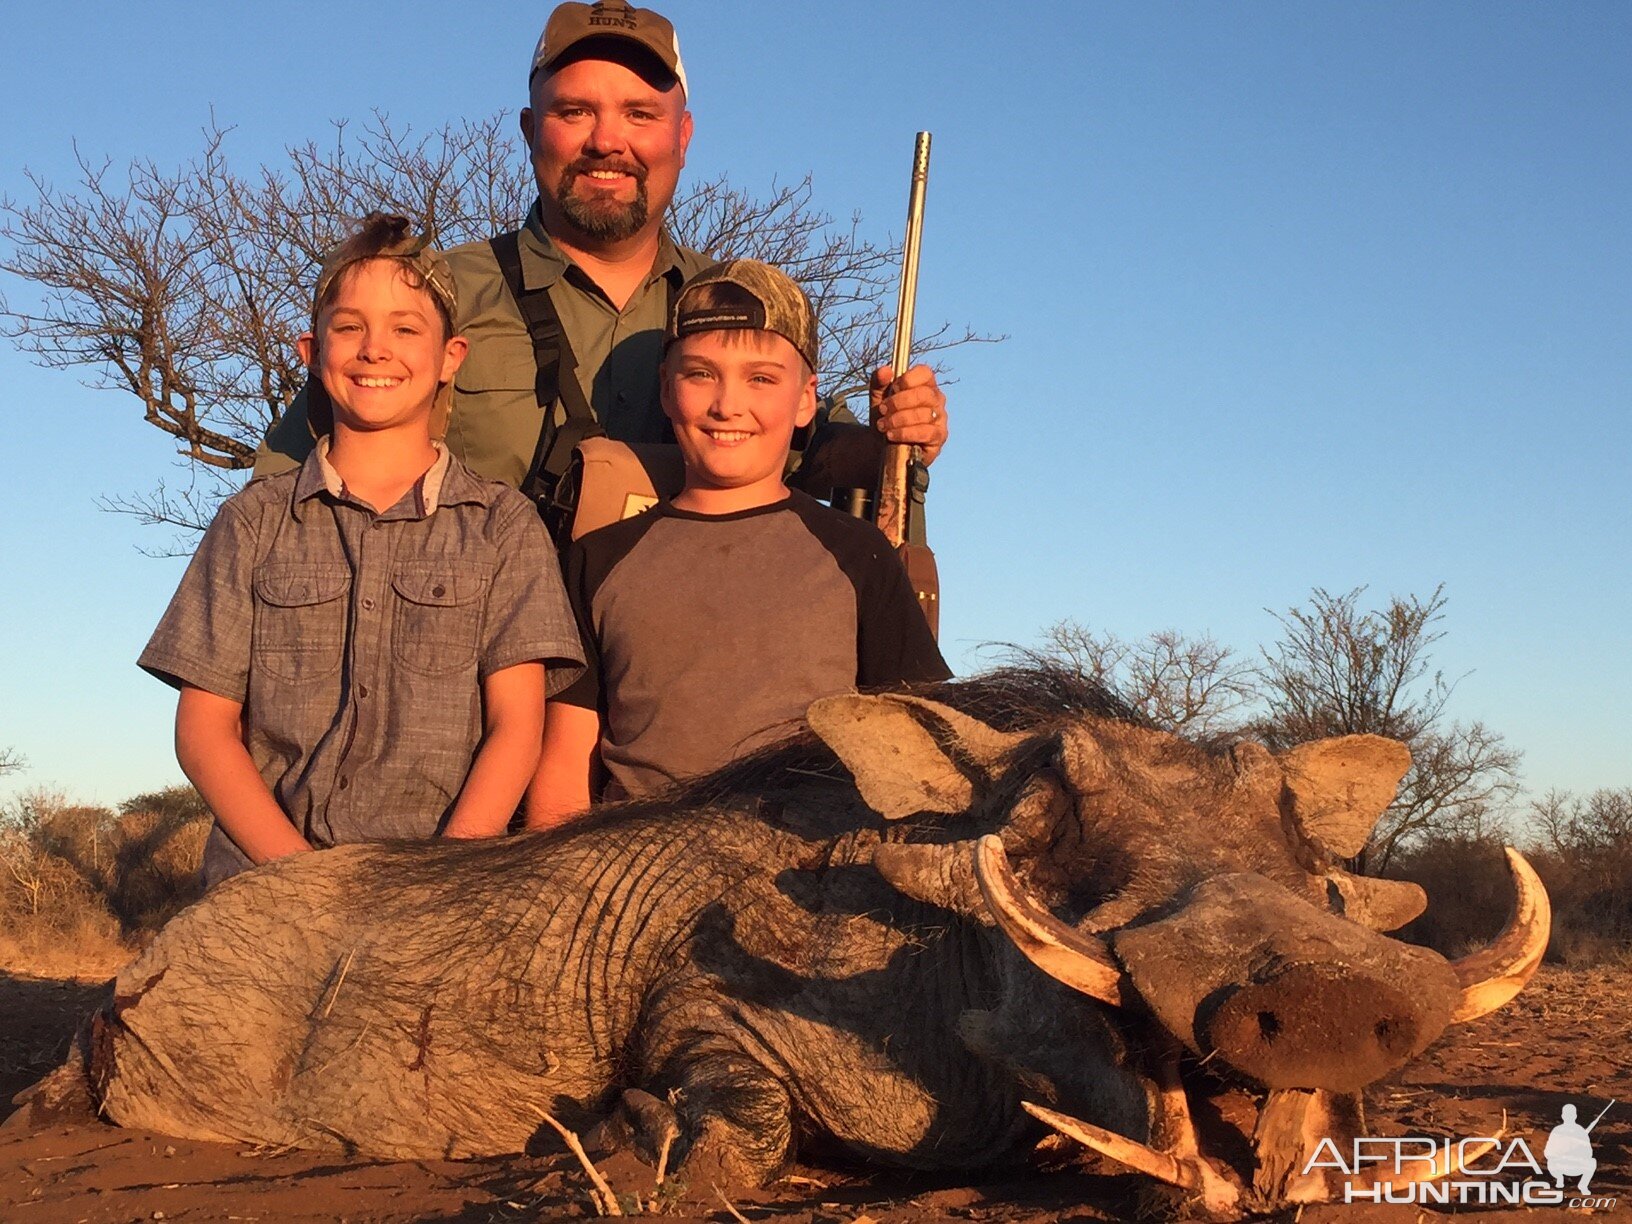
873, 131, 941, 637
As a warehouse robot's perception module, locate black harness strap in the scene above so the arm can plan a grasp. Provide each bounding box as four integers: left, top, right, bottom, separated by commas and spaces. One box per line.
489, 232, 602, 505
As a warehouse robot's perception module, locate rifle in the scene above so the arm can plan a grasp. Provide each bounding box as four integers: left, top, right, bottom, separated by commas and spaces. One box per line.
873, 131, 941, 637
1584, 1099, 1615, 1133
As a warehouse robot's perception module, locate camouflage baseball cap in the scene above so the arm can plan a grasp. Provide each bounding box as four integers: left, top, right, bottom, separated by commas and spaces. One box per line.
307, 213, 461, 440
667, 259, 819, 373
531, 2, 688, 97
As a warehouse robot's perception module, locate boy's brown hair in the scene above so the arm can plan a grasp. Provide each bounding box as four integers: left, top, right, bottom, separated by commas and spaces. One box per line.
311, 213, 459, 334
305, 213, 461, 438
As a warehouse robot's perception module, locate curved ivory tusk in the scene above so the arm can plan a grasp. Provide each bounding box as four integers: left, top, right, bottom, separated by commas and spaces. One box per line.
1023, 1101, 1243, 1220
1448, 847, 1551, 1024
972, 835, 1127, 1006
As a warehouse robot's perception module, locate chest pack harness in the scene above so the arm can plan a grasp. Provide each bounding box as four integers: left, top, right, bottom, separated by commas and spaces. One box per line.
488, 230, 938, 635
488, 232, 683, 544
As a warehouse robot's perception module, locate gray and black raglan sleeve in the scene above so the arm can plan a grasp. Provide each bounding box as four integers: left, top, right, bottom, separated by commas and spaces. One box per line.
787, 494, 952, 687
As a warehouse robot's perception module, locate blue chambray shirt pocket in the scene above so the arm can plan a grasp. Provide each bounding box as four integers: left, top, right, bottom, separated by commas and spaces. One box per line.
391, 567, 491, 676
251, 564, 351, 683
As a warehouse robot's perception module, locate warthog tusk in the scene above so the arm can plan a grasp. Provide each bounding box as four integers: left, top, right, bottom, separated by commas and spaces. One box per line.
972, 836, 1127, 1006
1447, 847, 1551, 1023
1023, 1101, 1243, 1220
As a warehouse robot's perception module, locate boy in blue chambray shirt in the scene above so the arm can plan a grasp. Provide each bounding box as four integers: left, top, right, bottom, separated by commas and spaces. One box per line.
141, 214, 583, 886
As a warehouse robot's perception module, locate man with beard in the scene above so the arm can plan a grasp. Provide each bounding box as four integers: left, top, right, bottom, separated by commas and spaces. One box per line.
255, 1, 949, 527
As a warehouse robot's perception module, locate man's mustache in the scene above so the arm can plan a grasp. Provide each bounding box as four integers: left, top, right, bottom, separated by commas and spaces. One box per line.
564, 159, 648, 185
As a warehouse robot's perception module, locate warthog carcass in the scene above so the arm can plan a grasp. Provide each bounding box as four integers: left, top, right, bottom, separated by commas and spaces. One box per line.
66, 671, 1548, 1217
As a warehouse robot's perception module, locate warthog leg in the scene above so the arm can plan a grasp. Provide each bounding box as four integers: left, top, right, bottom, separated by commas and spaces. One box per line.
584, 1088, 682, 1177
647, 1038, 794, 1187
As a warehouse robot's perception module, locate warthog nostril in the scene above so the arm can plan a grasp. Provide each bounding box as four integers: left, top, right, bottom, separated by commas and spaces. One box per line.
1201, 964, 1433, 1091
1373, 1015, 1412, 1056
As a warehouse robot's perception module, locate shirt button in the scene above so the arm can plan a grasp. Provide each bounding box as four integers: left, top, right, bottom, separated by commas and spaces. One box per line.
338, 776, 350, 791
371, 521, 384, 530
432, 584, 446, 598
362, 597, 375, 611
358, 684, 369, 699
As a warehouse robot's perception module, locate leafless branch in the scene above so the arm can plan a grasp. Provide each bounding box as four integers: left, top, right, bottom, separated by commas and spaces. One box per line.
669, 172, 994, 391
2, 115, 996, 546
1020, 621, 1256, 738
1248, 586, 1522, 871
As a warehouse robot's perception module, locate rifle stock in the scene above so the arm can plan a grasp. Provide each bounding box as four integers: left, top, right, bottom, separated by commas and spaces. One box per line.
873, 131, 941, 637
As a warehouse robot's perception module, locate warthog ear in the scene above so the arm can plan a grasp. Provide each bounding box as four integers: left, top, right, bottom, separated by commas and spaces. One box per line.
807, 694, 1024, 820
1280, 735, 1412, 859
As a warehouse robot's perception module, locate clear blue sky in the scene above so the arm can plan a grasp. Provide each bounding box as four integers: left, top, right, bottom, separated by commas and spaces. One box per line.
1, 1, 1626, 813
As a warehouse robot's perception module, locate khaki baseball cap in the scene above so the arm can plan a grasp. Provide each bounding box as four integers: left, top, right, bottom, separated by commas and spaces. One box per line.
307, 214, 461, 440
667, 259, 819, 373
530, 2, 689, 97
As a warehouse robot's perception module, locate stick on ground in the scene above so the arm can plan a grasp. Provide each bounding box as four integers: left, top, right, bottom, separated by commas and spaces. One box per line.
533, 1108, 624, 1217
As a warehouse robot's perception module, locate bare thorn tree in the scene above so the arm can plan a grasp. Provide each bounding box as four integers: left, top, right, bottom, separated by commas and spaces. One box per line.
1532, 787, 1632, 859
1012, 621, 1257, 738
2, 115, 993, 549
1250, 586, 1521, 872
0, 748, 24, 778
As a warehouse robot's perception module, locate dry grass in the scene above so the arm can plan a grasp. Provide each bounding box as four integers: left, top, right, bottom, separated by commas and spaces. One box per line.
1390, 831, 1632, 967
0, 785, 208, 976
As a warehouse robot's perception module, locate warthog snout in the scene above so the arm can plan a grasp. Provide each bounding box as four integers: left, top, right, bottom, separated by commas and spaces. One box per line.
1107, 873, 1463, 1092
1202, 962, 1430, 1092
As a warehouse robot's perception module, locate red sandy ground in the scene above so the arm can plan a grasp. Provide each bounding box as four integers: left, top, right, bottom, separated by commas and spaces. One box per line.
2, 965, 1627, 1223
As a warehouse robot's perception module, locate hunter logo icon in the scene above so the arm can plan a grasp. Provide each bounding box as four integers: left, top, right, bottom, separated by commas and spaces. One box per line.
589, 2, 640, 31
1546, 1100, 1611, 1193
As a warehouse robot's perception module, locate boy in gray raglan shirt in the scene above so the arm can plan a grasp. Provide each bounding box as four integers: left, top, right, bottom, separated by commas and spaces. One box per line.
526, 259, 949, 825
